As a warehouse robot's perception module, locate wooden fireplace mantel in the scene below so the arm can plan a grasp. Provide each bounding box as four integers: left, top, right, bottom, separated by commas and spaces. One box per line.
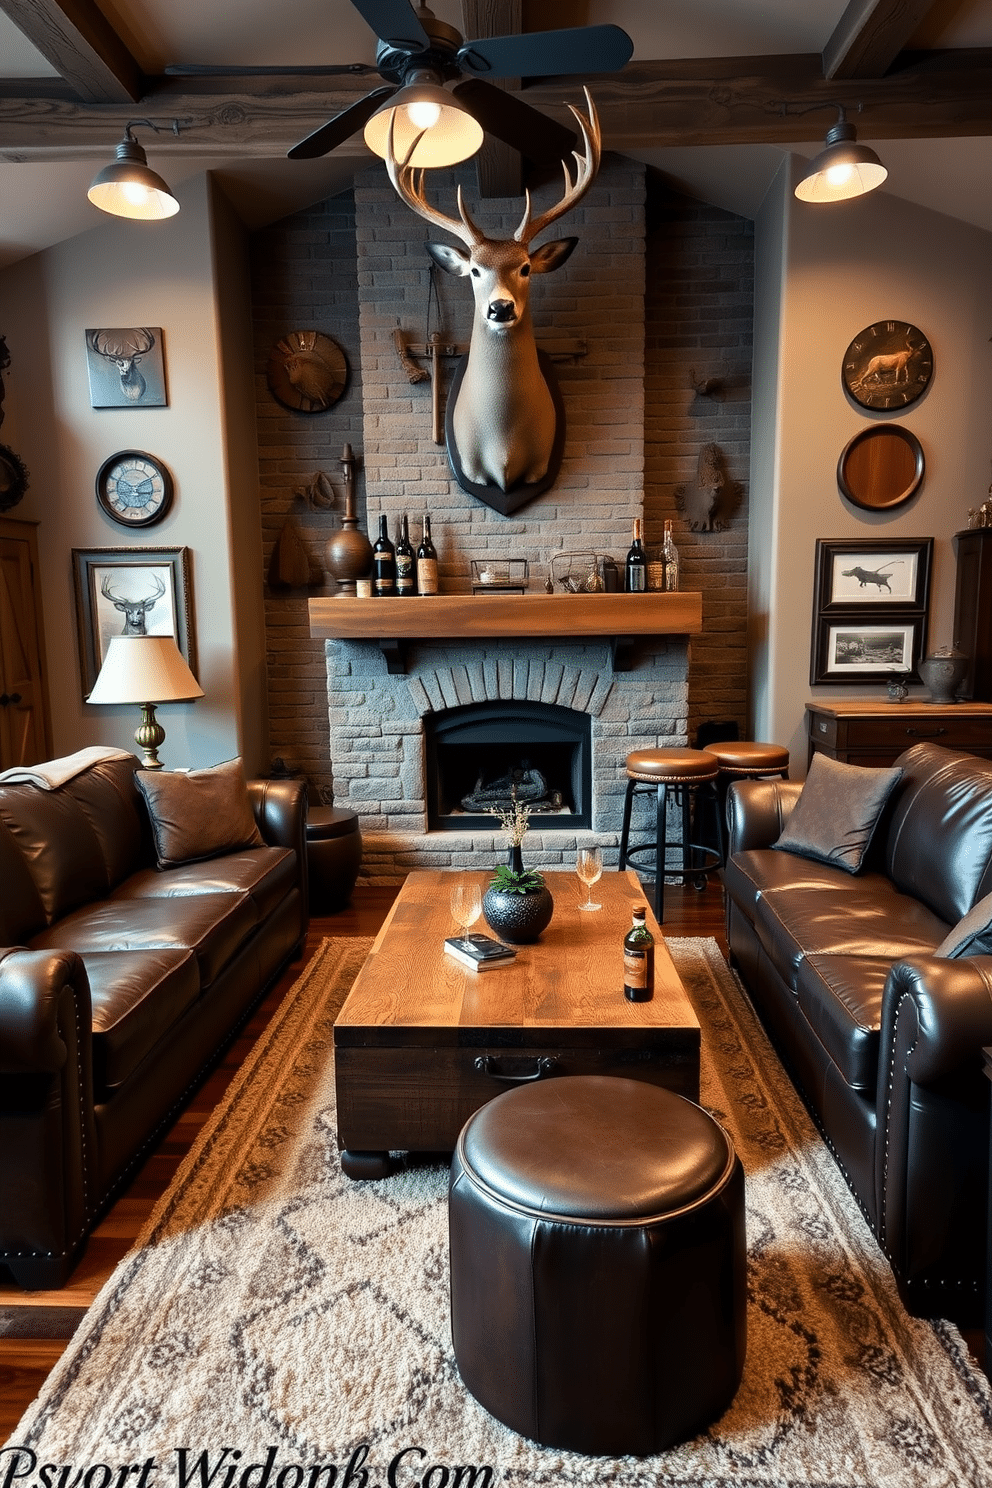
308, 591, 703, 673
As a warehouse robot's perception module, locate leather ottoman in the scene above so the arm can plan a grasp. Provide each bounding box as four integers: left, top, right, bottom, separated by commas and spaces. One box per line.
306, 805, 361, 913
449, 1075, 746, 1456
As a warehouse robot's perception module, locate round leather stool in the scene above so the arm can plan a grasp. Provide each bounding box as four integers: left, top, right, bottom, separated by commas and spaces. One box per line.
618, 747, 721, 922
449, 1076, 746, 1457
306, 805, 362, 913
705, 742, 789, 862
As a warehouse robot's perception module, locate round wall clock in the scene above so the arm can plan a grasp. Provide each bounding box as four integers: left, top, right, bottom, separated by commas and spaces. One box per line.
842, 321, 934, 411
96, 449, 174, 527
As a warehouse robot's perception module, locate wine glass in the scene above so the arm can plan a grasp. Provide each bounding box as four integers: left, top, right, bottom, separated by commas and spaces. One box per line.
450, 881, 483, 946
576, 846, 603, 911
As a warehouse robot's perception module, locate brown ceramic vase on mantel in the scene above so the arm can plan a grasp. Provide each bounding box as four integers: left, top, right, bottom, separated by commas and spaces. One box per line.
324, 443, 373, 595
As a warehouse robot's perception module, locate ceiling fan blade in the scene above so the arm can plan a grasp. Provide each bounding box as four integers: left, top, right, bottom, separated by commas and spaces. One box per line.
349, 0, 430, 50
452, 80, 576, 168
165, 63, 376, 77
457, 24, 633, 79
287, 86, 396, 160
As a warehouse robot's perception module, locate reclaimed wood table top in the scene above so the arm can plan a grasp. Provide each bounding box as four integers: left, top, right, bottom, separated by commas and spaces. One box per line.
334, 868, 700, 1046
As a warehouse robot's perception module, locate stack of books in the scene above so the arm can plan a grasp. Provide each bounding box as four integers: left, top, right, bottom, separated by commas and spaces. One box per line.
443, 933, 517, 972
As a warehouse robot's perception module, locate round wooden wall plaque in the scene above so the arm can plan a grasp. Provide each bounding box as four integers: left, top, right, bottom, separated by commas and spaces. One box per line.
267, 331, 348, 414
837, 424, 924, 511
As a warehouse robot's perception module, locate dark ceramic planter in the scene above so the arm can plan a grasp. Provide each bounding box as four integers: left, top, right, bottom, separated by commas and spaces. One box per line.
482, 882, 555, 944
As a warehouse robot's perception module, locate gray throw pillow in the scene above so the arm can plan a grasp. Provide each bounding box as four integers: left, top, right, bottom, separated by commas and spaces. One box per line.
934, 890, 992, 958
774, 753, 903, 875
135, 757, 263, 869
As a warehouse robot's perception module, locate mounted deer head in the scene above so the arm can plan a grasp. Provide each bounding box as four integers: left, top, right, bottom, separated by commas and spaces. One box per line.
386, 89, 601, 504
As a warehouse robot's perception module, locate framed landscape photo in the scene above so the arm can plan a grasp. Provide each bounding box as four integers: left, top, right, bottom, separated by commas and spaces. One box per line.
72, 546, 196, 696
811, 615, 924, 685
812, 537, 933, 612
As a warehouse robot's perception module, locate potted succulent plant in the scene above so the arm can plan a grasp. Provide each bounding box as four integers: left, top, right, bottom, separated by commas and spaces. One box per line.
483, 800, 555, 944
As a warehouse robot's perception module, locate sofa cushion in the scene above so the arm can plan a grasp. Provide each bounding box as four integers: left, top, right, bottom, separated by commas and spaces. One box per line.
774, 753, 903, 874
135, 759, 263, 869
795, 954, 895, 1094
886, 744, 992, 925
31, 891, 256, 988
84, 948, 200, 1092
0, 780, 110, 924
723, 847, 851, 921
63, 755, 151, 887
114, 846, 296, 921
753, 880, 949, 992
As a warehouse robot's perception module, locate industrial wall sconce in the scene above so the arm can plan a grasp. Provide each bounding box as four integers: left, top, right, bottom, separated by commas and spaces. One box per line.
88, 119, 183, 221
794, 104, 887, 204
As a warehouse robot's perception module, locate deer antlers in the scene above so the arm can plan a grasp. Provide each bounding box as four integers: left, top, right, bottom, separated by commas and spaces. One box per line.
384, 88, 601, 246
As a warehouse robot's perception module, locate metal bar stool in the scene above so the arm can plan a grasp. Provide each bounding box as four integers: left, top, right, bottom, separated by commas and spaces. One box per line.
618, 747, 721, 922
706, 741, 790, 862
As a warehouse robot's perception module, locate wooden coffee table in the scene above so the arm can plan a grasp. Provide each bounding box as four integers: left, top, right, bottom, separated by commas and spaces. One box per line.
333, 868, 701, 1177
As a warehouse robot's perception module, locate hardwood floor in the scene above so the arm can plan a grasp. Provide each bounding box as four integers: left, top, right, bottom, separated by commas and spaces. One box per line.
0, 879, 979, 1432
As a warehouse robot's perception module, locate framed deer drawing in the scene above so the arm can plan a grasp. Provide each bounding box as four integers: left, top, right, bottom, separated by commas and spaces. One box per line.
72, 546, 196, 696
385, 89, 600, 514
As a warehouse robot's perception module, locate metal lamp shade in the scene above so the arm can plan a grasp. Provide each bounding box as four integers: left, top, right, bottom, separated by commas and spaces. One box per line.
88, 138, 180, 220
795, 122, 888, 204
364, 82, 484, 167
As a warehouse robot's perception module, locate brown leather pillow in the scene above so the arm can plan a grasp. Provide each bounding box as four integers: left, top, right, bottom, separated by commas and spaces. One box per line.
935, 891, 992, 958
774, 752, 903, 875
135, 758, 263, 869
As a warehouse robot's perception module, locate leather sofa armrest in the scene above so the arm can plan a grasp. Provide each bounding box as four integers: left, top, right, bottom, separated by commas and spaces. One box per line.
726, 778, 804, 856
0, 948, 89, 1073
882, 954, 992, 1086
247, 778, 308, 932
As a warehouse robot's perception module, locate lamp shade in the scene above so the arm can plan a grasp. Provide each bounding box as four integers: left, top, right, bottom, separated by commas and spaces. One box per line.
364, 81, 484, 167
795, 119, 887, 203
86, 635, 203, 705
88, 137, 180, 221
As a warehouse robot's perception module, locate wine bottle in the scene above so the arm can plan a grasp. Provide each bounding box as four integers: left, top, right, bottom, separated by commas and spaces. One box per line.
395, 512, 416, 596
662, 518, 680, 592
372, 515, 396, 597
624, 518, 647, 593
417, 512, 439, 596
623, 905, 654, 1002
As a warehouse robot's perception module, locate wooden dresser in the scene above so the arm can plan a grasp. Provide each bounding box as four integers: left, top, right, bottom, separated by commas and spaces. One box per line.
806, 699, 992, 767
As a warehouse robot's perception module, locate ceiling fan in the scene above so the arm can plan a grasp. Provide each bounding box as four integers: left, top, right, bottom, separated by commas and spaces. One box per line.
166, 0, 633, 168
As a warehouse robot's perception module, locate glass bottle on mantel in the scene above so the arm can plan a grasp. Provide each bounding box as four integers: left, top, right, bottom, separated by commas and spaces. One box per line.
623, 905, 655, 1002
372, 515, 396, 597
624, 518, 647, 593
417, 512, 439, 596
662, 518, 680, 592
395, 512, 416, 596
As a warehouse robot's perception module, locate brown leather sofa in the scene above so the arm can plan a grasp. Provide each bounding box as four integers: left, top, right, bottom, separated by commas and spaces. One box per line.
725, 741, 992, 1325
0, 753, 308, 1289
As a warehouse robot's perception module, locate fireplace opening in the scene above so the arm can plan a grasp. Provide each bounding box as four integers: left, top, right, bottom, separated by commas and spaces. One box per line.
425, 702, 592, 832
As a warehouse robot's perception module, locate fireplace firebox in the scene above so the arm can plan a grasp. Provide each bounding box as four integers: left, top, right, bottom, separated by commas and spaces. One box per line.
425, 702, 592, 832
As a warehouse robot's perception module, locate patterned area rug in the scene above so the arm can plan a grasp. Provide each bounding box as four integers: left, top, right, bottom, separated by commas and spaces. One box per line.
11, 936, 992, 1484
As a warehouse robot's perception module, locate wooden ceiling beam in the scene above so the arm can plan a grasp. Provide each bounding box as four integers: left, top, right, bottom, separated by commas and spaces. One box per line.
823, 0, 940, 80
461, 0, 522, 196
0, 51, 989, 158
0, 0, 143, 103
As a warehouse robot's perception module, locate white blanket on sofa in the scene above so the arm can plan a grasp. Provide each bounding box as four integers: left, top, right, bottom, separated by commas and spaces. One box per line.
0, 745, 134, 790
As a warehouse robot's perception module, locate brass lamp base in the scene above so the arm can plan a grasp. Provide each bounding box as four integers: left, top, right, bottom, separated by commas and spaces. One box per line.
134, 701, 166, 769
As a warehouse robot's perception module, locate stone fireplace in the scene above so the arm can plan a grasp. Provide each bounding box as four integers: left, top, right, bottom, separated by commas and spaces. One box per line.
305, 152, 703, 880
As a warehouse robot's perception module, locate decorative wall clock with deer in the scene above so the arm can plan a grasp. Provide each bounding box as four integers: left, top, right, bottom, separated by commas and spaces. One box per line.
842, 321, 934, 411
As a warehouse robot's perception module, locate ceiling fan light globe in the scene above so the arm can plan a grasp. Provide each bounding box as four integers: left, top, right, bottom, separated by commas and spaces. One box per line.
364, 82, 483, 167
407, 99, 442, 130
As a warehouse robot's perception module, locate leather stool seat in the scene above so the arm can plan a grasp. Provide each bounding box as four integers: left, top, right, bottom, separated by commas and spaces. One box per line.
705, 741, 790, 777
625, 746, 719, 783
306, 805, 362, 913
449, 1075, 747, 1457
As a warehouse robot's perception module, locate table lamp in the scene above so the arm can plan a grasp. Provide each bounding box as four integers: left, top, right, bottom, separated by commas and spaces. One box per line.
86, 634, 204, 768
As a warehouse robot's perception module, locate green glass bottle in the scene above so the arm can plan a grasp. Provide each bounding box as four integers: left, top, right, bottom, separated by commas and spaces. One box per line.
623, 905, 654, 1001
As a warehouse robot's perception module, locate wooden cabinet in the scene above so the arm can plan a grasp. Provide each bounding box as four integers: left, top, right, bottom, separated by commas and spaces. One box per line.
0, 517, 52, 769
806, 699, 992, 767
953, 528, 992, 701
